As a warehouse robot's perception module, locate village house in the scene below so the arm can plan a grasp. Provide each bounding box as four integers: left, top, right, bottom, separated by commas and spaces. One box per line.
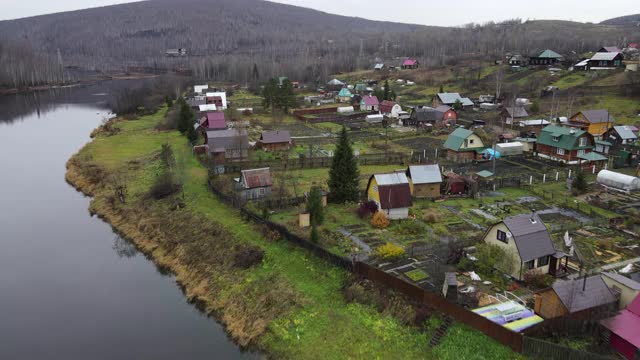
257, 130, 292, 152
199, 112, 226, 131
194, 84, 209, 94
600, 294, 640, 359
603, 126, 639, 167
199, 104, 217, 112
206, 129, 249, 163
406, 106, 457, 128
337, 88, 353, 102
534, 275, 617, 319
508, 54, 525, 66
536, 125, 595, 164
433, 93, 474, 109
588, 52, 625, 69
565, 109, 614, 137
501, 107, 529, 126
483, 214, 565, 281
374, 63, 385, 71
366, 173, 412, 220
379, 100, 402, 118
406, 165, 443, 199
529, 49, 563, 66
443, 128, 485, 161
236, 168, 272, 201
205, 92, 228, 109
598, 46, 623, 53
360, 95, 380, 112
401, 58, 419, 69
518, 119, 550, 136
602, 272, 640, 310
326, 78, 345, 91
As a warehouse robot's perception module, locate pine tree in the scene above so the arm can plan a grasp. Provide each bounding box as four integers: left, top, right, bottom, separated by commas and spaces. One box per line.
262, 78, 278, 109
177, 98, 194, 134
186, 124, 198, 144
573, 170, 588, 194
383, 80, 390, 101
328, 127, 360, 203
306, 186, 324, 226
277, 79, 296, 112
452, 99, 463, 111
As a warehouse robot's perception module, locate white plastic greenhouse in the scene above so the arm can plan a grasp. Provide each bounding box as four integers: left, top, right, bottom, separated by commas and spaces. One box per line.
596, 170, 640, 193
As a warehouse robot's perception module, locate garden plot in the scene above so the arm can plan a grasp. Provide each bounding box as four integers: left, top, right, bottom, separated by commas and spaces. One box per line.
555, 226, 638, 268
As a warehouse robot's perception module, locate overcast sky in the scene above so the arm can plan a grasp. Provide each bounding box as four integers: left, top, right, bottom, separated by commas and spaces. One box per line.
0, 0, 636, 25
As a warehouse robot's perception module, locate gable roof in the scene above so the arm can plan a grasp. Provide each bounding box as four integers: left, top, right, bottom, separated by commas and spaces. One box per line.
437, 93, 473, 106
591, 52, 623, 61
602, 272, 640, 291
612, 125, 638, 140
206, 129, 249, 153
578, 152, 607, 161
199, 104, 217, 112
504, 107, 529, 118
444, 128, 478, 151
370, 173, 412, 210
412, 107, 443, 122
403, 59, 418, 66
338, 88, 352, 97
434, 105, 453, 113
407, 165, 443, 184
577, 109, 614, 124
552, 275, 617, 313
502, 213, 556, 262
600, 294, 640, 349
536, 49, 563, 59
379, 100, 398, 113
599, 46, 622, 53
374, 63, 385, 69
327, 79, 345, 86
260, 130, 291, 144
361, 95, 379, 106
537, 125, 590, 150
203, 112, 226, 129
241, 168, 272, 188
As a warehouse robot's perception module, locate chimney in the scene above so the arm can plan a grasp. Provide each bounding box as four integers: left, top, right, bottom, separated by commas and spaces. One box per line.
582, 273, 588, 292
530, 211, 537, 224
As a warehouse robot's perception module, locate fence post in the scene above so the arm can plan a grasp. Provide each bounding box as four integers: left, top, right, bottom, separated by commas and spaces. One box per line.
568, 169, 572, 179
530, 176, 533, 185
556, 171, 559, 181
543, 174, 546, 183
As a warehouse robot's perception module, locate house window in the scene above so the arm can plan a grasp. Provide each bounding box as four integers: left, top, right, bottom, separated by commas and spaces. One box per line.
577, 150, 585, 156
557, 148, 565, 155
525, 260, 535, 270
552, 136, 560, 142
469, 139, 474, 145
579, 137, 588, 147
496, 230, 508, 243
537, 256, 549, 267
373, 185, 378, 192
259, 188, 266, 195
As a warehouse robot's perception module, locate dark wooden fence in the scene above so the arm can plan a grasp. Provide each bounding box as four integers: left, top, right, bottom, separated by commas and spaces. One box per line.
522, 336, 615, 360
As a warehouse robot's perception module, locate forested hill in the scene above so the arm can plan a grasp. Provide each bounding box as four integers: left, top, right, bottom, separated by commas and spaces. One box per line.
1, 0, 639, 88
600, 14, 640, 26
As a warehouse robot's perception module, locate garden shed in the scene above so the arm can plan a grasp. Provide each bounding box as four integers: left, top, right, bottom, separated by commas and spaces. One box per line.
596, 170, 640, 193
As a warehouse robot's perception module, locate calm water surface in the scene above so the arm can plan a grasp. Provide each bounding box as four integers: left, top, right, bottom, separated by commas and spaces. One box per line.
0, 83, 256, 359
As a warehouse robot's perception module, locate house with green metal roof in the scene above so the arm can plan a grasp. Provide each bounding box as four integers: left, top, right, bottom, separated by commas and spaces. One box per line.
337, 88, 353, 102
444, 128, 486, 162
529, 49, 563, 66
536, 125, 595, 164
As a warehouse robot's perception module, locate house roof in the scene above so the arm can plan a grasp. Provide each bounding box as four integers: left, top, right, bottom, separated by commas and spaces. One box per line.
338, 88, 352, 97
241, 168, 272, 188
537, 125, 590, 150
600, 46, 622, 53
476, 170, 494, 178
370, 173, 412, 210
519, 119, 549, 126
374, 63, 385, 69
578, 152, 607, 161
552, 275, 617, 313
187, 98, 206, 107
505, 107, 529, 118
412, 107, 444, 122
437, 93, 473, 106
501, 214, 556, 262
379, 100, 398, 114
199, 104, 217, 112
203, 112, 226, 129
327, 79, 345, 86
434, 105, 453, 113
444, 128, 477, 151
612, 126, 638, 140
600, 294, 640, 349
577, 109, 614, 124
602, 272, 640, 291
407, 165, 443, 184
591, 52, 622, 61
260, 130, 291, 144
206, 129, 249, 153
403, 59, 418, 66
536, 49, 563, 59
362, 96, 379, 106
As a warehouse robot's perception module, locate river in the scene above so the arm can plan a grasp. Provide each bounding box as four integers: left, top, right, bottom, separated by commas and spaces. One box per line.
0, 81, 256, 359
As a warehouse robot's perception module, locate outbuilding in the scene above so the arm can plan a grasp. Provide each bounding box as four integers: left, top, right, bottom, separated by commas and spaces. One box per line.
496, 142, 524, 156
406, 164, 443, 199
366, 114, 384, 124
596, 170, 640, 193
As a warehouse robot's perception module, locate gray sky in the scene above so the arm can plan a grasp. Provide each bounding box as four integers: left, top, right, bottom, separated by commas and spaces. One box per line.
0, 0, 636, 25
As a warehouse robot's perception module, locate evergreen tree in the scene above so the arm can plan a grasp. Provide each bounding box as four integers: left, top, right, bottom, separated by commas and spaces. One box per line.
277, 79, 297, 112
572, 170, 588, 194
262, 78, 278, 109
186, 124, 198, 144
310, 224, 319, 243
252, 63, 259, 83
328, 127, 360, 203
452, 99, 463, 111
177, 98, 194, 134
306, 186, 324, 226
383, 80, 390, 101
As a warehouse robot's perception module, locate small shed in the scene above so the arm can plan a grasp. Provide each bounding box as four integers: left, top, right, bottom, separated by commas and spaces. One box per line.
337, 106, 355, 114
597, 170, 640, 193
496, 142, 524, 156
406, 164, 443, 199
236, 168, 273, 201
444, 171, 466, 194
366, 114, 384, 124
442, 272, 458, 302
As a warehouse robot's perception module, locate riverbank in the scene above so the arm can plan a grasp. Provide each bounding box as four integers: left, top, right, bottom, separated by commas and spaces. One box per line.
65, 107, 518, 359
0, 73, 159, 96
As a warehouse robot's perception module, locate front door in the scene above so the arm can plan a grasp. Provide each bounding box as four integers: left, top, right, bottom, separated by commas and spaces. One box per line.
549, 256, 558, 276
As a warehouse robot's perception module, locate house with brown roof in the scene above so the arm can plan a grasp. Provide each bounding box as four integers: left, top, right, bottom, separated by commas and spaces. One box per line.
534, 275, 617, 319
379, 100, 402, 118
482, 214, 567, 281
406, 106, 457, 128
206, 129, 249, 163
366, 173, 412, 220
566, 110, 615, 137
236, 168, 272, 201
501, 107, 529, 126
257, 130, 292, 152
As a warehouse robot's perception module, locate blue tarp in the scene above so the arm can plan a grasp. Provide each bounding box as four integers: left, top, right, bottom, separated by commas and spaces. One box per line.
483, 148, 501, 160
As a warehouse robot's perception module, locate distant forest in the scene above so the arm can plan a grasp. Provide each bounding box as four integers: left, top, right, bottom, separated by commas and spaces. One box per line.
1, 0, 639, 89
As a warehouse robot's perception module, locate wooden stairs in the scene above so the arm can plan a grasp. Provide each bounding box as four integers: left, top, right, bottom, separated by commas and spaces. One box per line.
429, 316, 453, 347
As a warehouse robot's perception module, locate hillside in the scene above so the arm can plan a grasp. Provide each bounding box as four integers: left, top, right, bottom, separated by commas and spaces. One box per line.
600, 14, 640, 26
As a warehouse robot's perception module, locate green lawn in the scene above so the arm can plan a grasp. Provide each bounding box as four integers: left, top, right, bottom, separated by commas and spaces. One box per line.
552, 72, 591, 89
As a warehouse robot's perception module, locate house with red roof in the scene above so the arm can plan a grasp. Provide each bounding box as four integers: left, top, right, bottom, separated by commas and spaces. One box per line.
199, 112, 226, 130
236, 168, 272, 201
379, 100, 402, 118
600, 294, 640, 359
360, 95, 380, 112
401, 58, 419, 69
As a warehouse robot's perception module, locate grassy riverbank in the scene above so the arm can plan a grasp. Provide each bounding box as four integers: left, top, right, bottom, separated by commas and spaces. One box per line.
65, 106, 518, 359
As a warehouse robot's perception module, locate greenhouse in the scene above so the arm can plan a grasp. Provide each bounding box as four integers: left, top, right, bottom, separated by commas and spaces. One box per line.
596, 170, 640, 193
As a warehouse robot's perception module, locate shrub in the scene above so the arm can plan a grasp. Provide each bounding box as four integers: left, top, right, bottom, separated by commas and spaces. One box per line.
457, 256, 475, 272
310, 225, 319, 243
357, 200, 378, 218
149, 171, 180, 199
475, 243, 512, 275
233, 246, 265, 268
371, 211, 390, 229
375, 243, 405, 260
524, 269, 554, 289
392, 219, 426, 235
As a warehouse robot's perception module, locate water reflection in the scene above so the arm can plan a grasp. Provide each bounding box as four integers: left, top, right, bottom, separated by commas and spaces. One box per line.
112, 235, 139, 259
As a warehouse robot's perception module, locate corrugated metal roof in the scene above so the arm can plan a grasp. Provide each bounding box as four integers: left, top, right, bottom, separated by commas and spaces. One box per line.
600, 296, 640, 348
503, 214, 556, 262
199, 104, 217, 112
362, 96, 379, 106
505, 107, 529, 118
578, 152, 607, 161
206, 129, 248, 153
536, 49, 563, 59
602, 272, 640, 291
241, 168, 272, 188
327, 79, 345, 86
519, 119, 549, 126
579, 109, 614, 124
444, 128, 476, 151
537, 125, 590, 151
374, 172, 409, 186
600, 46, 622, 53
408, 165, 442, 184
591, 52, 622, 61
338, 88, 352, 97
613, 126, 637, 140
552, 275, 617, 313
379, 100, 398, 114
260, 130, 291, 144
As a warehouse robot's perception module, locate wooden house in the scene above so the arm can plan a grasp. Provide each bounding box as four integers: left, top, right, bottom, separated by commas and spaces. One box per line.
588, 52, 625, 69
236, 168, 272, 201
205, 92, 228, 109
534, 275, 617, 319
566, 109, 614, 137
483, 214, 564, 281
517, 119, 550, 136
602, 272, 640, 310
206, 129, 249, 163
508, 54, 525, 66
501, 107, 529, 126
603, 126, 639, 167
443, 128, 485, 162
529, 49, 563, 66
401, 59, 419, 69
257, 130, 292, 152
199, 112, 226, 131
360, 95, 380, 112
600, 294, 640, 359
536, 125, 595, 164
366, 173, 412, 220
379, 100, 402, 118
337, 88, 353, 102
406, 165, 442, 199
433, 93, 473, 108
